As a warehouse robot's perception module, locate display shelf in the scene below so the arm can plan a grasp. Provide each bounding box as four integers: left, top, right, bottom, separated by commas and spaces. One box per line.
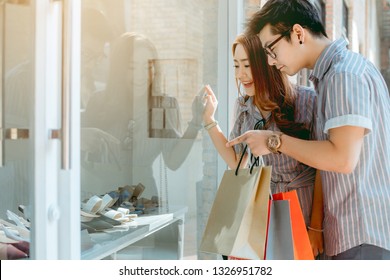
81, 206, 187, 260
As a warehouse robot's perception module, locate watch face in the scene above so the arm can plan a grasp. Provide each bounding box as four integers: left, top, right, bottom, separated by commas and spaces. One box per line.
268, 135, 279, 149
267, 134, 281, 153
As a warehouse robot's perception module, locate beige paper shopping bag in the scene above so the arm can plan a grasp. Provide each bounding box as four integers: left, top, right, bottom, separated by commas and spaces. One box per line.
200, 165, 272, 259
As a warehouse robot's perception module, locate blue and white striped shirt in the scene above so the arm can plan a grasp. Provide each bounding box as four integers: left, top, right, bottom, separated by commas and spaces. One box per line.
310, 38, 390, 256
229, 86, 317, 226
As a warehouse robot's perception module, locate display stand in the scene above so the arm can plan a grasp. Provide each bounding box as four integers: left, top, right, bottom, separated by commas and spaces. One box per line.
81, 206, 187, 260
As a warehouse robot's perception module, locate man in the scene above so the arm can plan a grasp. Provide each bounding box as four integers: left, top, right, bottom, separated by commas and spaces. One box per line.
227, 0, 390, 259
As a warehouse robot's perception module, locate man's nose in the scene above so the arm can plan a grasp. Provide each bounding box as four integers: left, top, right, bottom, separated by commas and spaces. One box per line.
267, 55, 277, 66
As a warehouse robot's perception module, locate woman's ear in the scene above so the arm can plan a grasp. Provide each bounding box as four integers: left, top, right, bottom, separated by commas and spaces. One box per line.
292, 24, 305, 45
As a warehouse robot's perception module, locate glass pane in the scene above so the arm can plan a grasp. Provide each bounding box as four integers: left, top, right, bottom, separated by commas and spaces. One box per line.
80, 0, 219, 260
0, 0, 33, 260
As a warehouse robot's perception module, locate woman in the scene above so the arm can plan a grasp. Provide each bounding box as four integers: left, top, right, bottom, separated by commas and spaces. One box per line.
202, 33, 324, 258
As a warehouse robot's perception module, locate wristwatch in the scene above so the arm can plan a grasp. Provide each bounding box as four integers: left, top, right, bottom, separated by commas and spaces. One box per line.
266, 132, 283, 154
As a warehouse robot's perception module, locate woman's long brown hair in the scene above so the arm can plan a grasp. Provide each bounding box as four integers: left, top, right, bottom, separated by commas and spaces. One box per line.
232, 34, 309, 139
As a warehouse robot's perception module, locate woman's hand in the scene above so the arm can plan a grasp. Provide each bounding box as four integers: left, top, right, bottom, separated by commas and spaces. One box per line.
203, 84, 218, 124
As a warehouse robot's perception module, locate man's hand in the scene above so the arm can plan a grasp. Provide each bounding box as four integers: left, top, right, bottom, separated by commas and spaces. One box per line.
308, 230, 324, 258
226, 130, 273, 156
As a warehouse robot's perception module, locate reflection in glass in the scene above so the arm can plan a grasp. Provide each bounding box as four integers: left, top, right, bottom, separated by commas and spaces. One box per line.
0, 1, 32, 260
81, 32, 203, 208
80, 0, 219, 260
80, 8, 114, 110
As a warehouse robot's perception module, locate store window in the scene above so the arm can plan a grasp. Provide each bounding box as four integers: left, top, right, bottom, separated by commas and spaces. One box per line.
80, 0, 222, 260
0, 0, 33, 260
314, 0, 326, 30
299, 0, 326, 87
342, 0, 349, 40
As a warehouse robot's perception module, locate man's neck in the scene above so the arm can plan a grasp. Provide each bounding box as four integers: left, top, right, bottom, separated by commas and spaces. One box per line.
306, 37, 333, 69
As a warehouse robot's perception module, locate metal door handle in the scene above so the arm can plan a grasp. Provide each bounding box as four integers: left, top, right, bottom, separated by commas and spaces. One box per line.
59, 0, 71, 170
5, 128, 30, 140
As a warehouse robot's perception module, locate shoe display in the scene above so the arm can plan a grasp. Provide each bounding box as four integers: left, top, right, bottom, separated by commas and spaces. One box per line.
0, 212, 31, 260
81, 195, 103, 214
82, 218, 114, 231
80, 210, 99, 222
0, 219, 30, 243
79, 182, 164, 234
94, 215, 121, 226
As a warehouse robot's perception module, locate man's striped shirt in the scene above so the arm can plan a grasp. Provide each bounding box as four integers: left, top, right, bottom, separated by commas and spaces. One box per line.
310, 38, 390, 256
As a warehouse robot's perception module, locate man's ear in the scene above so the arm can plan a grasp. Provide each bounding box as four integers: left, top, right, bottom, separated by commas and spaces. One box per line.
292, 23, 306, 44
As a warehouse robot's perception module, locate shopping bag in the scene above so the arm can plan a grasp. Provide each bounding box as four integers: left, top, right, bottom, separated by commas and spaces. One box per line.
272, 191, 314, 260
231, 190, 314, 260
199, 165, 272, 259
264, 199, 294, 259
229, 196, 295, 260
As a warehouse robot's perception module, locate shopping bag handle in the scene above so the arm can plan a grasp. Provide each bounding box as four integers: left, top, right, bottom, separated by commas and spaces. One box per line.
235, 145, 247, 175
234, 145, 260, 175
234, 118, 265, 176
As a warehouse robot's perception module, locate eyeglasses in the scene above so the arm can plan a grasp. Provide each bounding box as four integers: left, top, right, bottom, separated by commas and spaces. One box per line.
263, 30, 291, 59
